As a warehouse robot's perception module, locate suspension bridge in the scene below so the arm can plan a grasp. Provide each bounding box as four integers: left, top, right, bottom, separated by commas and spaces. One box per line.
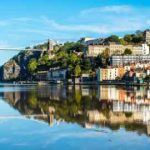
0, 48, 45, 51
0, 39, 55, 52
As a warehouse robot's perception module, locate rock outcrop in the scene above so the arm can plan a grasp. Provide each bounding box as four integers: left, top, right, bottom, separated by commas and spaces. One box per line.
0, 50, 41, 81
3, 60, 20, 80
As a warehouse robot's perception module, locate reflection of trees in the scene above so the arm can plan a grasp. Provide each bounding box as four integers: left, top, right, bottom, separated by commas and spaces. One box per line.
28, 90, 38, 109
124, 123, 146, 135
125, 112, 133, 118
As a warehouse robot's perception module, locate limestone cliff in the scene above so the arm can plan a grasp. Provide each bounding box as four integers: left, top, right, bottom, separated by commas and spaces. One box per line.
0, 50, 41, 81
3, 60, 20, 80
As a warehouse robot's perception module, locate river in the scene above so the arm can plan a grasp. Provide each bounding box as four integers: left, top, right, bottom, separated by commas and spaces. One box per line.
0, 84, 150, 150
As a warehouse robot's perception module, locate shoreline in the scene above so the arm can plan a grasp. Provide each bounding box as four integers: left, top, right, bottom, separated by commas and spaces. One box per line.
0, 81, 148, 86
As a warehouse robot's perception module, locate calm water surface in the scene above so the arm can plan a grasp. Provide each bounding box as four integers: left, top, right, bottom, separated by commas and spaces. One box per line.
0, 84, 150, 150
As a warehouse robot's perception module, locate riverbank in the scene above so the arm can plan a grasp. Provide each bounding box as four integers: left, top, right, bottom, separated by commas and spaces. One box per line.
0, 80, 149, 86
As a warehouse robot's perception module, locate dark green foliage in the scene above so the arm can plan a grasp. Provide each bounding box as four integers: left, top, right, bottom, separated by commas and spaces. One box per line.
123, 48, 132, 55
106, 35, 120, 43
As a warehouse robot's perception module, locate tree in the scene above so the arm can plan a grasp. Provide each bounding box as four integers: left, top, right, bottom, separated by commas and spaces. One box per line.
38, 54, 49, 65
123, 48, 132, 55
27, 58, 38, 73
115, 76, 121, 80
95, 54, 103, 67
82, 58, 92, 71
70, 53, 79, 63
74, 65, 81, 77
28, 91, 38, 109
107, 35, 120, 43
124, 35, 132, 43
119, 38, 126, 45
101, 48, 110, 58
56, 50, 68, 59
132, 35, 143, 44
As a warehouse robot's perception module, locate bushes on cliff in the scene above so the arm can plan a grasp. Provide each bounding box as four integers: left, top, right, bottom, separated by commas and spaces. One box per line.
27, 58, 38, 73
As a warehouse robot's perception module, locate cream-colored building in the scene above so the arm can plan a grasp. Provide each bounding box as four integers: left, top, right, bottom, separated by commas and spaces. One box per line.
87, 43, 149, 57
87, 45, 107, 57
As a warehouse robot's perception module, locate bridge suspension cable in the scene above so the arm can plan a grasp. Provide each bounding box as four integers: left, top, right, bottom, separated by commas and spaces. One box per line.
0, 48, 46, 51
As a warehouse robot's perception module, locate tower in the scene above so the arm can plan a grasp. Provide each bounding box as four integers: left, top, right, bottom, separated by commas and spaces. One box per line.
47, 39, 54, 52
47, 39, 56, 59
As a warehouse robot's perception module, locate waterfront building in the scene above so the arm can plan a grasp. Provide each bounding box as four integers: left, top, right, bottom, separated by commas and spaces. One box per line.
97, 67, 125, 81
35, 71, 48, 81
47, 68, 68, 81
81, 74, 91, 82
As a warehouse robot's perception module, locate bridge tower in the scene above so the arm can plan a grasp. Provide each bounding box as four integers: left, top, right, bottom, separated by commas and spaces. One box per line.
47, 39, 56, 59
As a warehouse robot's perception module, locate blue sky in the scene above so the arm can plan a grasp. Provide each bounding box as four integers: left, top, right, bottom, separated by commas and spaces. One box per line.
0, 0, 150, 64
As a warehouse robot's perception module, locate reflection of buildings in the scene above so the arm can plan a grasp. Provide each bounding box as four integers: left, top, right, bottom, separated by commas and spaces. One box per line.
98, 86, 148, 102
96, 86, 150, 125
37, 86, 67, 100
86, 109, 150, 136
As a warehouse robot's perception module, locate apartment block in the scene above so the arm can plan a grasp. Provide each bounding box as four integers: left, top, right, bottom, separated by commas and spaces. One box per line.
111, 55, 150, 66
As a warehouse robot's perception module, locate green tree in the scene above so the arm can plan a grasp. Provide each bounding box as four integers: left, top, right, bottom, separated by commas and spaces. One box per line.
132, 35, 143, 44
38, 54, 49, 65
69, 53, 79, 64
74, 65, 81, 77
28, 91, 38, 109
56, 50, 68, 59
82, 58, 92, 71
124, 35, 132, 43
101, 48, 110, 58
27, 58, 38, 73
107, 35, 120, 43
119, 38, 126, 45
95, 54, 103, 67
123, 48, 132, 55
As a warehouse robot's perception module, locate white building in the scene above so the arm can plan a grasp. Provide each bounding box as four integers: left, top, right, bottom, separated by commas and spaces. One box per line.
111, 55, 150, 66
145, 30, 150, 45
142, 44, 149, 55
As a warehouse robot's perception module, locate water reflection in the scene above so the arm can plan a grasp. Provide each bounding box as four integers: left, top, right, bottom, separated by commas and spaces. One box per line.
1, 85, 150, 137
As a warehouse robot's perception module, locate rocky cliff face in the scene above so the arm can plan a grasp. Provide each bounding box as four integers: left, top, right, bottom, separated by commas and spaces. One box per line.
3, 60, 20, 80
0, 50, 41, 81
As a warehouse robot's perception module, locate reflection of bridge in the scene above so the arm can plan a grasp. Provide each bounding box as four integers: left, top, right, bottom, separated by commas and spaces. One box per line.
0, 114, 48, 119
0, 114, 55, 127
0, 48, 45, 51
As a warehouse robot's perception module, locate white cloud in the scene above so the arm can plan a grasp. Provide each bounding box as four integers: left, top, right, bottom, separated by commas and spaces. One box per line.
0, 17, 32, 27
78, 5, 150, 34
81, 5, 133, 16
